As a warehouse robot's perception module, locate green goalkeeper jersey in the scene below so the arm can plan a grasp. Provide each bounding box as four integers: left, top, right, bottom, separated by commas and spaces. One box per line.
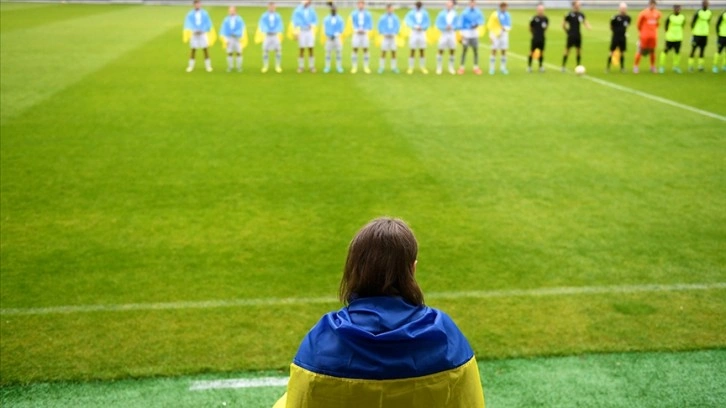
665, 13, 686, 41
691, 8, 712, 36
719, 12, 726, 36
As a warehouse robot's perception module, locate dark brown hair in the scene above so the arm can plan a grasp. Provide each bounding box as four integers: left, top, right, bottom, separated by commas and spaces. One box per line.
339, 218, 424, 305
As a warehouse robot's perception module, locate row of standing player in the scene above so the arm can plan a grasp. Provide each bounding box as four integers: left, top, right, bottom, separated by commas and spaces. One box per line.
184, 0, 512, 74
183, 0, 726, 75
602, 0, 726, 74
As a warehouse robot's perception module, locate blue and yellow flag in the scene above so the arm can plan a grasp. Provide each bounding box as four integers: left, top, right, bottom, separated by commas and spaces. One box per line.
273, 297, 485, 408
183, 8, 216, 45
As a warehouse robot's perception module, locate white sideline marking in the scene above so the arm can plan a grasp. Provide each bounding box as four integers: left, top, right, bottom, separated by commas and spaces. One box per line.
1, 282, 725, 316
189, 377, 288, 391
501, 49, 726, 122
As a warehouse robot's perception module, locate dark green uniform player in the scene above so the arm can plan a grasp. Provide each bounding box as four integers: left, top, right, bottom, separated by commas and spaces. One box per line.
688, 0, 712, 72
659, 4, 686, 73
714, 11, 726, 72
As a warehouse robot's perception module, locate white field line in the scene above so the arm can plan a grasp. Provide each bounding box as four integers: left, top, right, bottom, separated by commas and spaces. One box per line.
189, 377, 288, 391
499, 49, 726, 122
1, 282, 725, 316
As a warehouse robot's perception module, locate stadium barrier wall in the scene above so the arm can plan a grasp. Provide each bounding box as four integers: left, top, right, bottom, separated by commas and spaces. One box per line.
5, 0, 726, 9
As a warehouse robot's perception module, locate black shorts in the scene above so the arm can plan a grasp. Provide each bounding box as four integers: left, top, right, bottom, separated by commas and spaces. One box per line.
566, 35, 582, 48
719, 36, 726, 49
664, 40, 681, 53
691, 35, 707, 48
610, 36, 627, 52
531, 38, 546, 52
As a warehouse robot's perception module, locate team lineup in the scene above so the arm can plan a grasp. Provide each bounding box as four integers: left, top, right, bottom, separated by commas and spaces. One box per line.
183, 0, 726, 75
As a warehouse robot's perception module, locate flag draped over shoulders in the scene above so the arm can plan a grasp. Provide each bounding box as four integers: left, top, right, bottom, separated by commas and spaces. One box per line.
289, 5, 318, 39
320, 15, 345, 44
376, 13, 403, 47
183, 9, 216, 45
219, 15, 247, 49
256, 11, 283, 44
274, 297, 485, 408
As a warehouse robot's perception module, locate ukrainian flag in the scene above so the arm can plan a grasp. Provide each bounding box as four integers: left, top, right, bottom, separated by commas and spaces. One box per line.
273, 297, 485, 408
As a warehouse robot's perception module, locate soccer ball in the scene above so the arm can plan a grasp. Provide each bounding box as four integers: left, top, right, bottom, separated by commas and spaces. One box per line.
574, 65, 586, 75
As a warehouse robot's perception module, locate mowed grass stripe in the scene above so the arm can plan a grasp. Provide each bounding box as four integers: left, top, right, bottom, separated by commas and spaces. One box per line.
0, 5, 178, 120
1, 281, 724, 315
2, 290, 725, 384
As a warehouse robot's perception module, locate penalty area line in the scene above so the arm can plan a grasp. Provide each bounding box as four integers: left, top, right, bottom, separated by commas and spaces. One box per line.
501, 49, 726, 122
1, 282, 725, 316
189, 377, 289, 391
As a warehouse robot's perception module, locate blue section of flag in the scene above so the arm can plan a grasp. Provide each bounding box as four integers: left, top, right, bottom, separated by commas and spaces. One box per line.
377, 13, 401, 35
292, 4, 318, 29
323, 15, 344, 37
293, 296, 474, 380
460, 7, 484, 30
220, 15, 244, 38
259, 12, 283, 34
184, 9, 212, 32
405, 8, 431, 30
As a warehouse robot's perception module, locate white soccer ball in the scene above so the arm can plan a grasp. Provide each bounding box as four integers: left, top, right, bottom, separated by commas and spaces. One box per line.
574, 65, 586, 75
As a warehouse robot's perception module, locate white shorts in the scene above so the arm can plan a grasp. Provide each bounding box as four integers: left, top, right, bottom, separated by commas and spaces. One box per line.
326, 37, 343, 53
226, 36, 242, 54
381, 35, 397, 51
190, 32, 208, 49
264, 34, 281, 52
409, 30, 427, 50
352, 32, 370, 49
438, 31, 456, 50
298, 29, 314, 48
490, 31, 509, 50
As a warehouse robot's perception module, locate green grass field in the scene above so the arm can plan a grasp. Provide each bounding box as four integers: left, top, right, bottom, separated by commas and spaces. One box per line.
1, 2, 725, 406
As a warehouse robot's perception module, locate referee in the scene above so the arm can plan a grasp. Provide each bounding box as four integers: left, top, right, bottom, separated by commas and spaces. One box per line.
562, 1, 591, 72
607, 2, 631, 73
528, 4, 549, 72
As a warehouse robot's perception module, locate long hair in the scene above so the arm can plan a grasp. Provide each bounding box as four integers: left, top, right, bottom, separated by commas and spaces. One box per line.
339, 218, 424, 306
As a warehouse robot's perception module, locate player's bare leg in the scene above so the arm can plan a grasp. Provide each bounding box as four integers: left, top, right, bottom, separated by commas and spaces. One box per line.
203, 48, 212, 72
501, 49, 508, 74
418, 49, 427, 74
236, 52, 243, 72
187, 49, 196, 72
391, 50, 398, 73
227, 52, 234, 72
562, 47, 570, 72
436, 49, 444, 74
489, 49, 497, 75
408, 49, 416, 74
298, 48, 305, 73
352, 47, 360, 73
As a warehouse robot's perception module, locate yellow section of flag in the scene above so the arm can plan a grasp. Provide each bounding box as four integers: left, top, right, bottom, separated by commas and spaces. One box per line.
273, 357, 485, 408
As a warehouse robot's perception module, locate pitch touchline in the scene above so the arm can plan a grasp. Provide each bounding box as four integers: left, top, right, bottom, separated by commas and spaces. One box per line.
498, 49, 726, 122
1, 282, 724, 316
189, 377, 289, 391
